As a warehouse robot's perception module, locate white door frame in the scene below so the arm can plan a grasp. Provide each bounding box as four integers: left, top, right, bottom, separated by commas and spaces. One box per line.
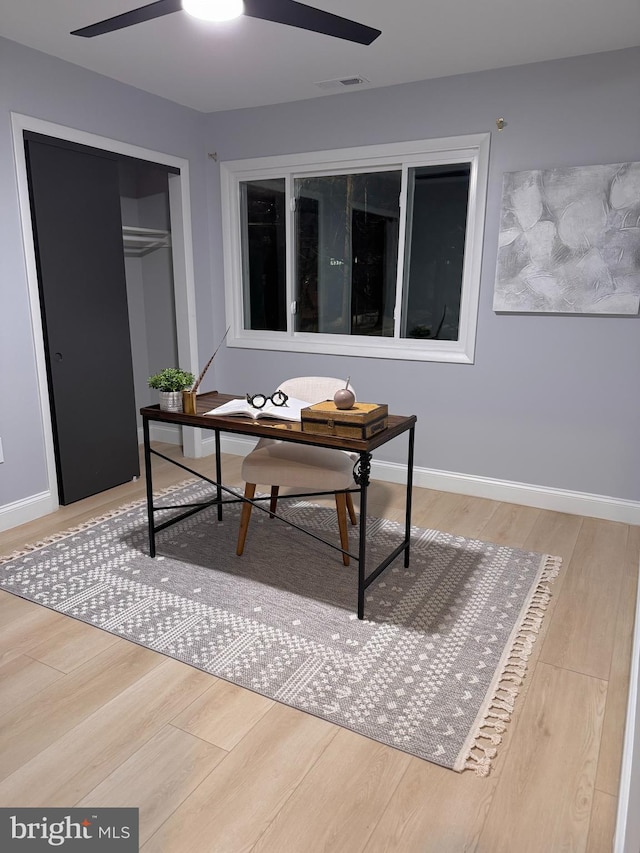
10, 112, 201, 508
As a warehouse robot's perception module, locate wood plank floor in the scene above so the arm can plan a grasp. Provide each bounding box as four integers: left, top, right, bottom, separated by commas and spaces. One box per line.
0, 445, 637, 852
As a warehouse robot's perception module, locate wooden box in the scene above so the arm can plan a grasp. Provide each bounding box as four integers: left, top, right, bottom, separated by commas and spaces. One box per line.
301, 401, 388, 439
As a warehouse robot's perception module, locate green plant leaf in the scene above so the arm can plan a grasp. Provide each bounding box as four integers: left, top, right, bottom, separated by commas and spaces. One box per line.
148, 368, 195, 392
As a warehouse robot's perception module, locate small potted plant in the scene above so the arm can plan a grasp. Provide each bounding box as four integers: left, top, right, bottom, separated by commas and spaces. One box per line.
148, 367, 195, 413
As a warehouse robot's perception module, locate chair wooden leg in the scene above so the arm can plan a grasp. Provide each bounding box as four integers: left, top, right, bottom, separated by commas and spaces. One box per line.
236, 483, 256, 556
346, 491, 357, 525
269, 486, 279, 518
335, 491, 350, 567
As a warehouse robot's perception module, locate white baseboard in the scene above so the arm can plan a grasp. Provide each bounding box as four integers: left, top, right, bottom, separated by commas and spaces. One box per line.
206, 433, 256, 457
0, 490, 57, 533
209, 435, 640, 525
374, 460, 640, 525
138, 424, 183, 445
3, 436, 639, 533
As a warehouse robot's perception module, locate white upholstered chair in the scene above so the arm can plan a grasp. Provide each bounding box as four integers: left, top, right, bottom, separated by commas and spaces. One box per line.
236, 376, 357, 566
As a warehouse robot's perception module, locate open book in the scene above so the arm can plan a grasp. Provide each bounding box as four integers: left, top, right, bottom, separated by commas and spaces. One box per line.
205, 396, 311, 422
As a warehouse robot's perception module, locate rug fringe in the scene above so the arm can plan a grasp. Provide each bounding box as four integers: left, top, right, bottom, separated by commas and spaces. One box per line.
0, 478, 200, 566
462, 553, 562, 776
463, 745, 498, 777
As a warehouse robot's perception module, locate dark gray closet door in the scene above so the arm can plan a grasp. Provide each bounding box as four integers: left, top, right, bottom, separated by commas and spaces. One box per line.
26, 138, 139, 504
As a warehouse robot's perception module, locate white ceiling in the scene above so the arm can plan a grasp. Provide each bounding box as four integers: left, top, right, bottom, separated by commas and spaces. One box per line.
1, 1, 639, 113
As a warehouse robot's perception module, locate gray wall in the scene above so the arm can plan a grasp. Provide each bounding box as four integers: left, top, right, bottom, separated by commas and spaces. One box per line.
0, 36, 211, 509
1, 36, 639, 514
205, 47, 640, 501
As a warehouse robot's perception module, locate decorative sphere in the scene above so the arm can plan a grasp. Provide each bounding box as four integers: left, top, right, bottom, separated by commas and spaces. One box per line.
334, 388, 356, 410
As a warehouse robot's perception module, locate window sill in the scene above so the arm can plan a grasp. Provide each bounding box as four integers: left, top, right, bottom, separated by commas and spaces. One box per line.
227, 331, 474, 364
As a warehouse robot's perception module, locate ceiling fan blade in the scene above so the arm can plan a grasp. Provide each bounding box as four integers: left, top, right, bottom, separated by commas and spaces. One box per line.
243, 0, 381, 45
71, 0, 182, 37
71, 0, 381, 44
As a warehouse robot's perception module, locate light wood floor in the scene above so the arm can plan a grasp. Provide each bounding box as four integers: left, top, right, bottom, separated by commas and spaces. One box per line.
0, 444, 637, 852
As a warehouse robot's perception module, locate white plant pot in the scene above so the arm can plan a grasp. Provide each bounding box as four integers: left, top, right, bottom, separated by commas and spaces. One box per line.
158, 391, 183, 413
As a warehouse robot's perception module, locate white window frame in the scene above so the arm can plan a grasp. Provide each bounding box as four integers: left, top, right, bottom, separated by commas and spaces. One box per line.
221, 133, 490, 363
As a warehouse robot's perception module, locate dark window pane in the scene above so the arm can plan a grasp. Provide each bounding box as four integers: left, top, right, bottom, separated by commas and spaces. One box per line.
296, 194, 320, 332
402, 165, 471, 341
351, 207, 398, 336
240, 179, 287, 331
294, 172, 401, 336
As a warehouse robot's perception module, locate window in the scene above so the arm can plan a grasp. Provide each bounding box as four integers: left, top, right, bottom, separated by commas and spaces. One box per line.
221, 134, 489, 362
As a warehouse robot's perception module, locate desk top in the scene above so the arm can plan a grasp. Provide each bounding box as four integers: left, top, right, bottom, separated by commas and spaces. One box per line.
141, 391, 416, 453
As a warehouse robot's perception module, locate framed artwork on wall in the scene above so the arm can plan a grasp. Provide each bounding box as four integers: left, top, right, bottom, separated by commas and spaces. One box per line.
493, 162, 640, 314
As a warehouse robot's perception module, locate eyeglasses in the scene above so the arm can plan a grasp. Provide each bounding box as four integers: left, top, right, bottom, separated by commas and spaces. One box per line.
246, 391, 289, 409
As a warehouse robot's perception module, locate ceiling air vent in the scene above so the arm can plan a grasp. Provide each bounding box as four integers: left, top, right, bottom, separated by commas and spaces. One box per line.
315, 76, 370, 90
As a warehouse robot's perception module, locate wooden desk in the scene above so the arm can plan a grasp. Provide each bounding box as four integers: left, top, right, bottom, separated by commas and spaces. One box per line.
140, 391, 417, 619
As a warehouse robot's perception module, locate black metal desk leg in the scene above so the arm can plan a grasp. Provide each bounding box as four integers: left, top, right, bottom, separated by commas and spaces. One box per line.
355, 452, 372, 619
142, 416, 156, 558
215, 429, 223, 521
404, 426, 415, 567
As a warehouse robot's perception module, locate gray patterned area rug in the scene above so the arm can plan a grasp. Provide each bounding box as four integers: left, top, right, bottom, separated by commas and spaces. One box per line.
0, 480, 561, 775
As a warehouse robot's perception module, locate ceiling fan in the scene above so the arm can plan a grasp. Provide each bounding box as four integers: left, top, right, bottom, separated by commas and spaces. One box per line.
70, 0, 381, 46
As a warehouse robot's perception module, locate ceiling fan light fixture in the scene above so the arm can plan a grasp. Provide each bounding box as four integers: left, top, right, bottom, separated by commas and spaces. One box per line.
182, 0, 244, 23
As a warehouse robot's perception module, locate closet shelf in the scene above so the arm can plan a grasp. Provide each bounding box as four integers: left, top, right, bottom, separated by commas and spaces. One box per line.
122, 225, 171, 257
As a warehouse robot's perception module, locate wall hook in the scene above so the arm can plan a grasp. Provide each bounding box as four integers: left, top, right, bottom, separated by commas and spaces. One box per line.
495, 118, 506, 131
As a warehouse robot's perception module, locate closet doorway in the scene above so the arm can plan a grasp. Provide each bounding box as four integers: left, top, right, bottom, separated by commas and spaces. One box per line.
12, 113, 200, 510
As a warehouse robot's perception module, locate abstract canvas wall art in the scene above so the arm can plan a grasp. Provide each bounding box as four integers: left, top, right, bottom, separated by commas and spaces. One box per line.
493, 162, 640, 313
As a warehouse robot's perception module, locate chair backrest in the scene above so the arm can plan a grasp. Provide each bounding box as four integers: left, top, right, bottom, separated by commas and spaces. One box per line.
276, 376, 356, 405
